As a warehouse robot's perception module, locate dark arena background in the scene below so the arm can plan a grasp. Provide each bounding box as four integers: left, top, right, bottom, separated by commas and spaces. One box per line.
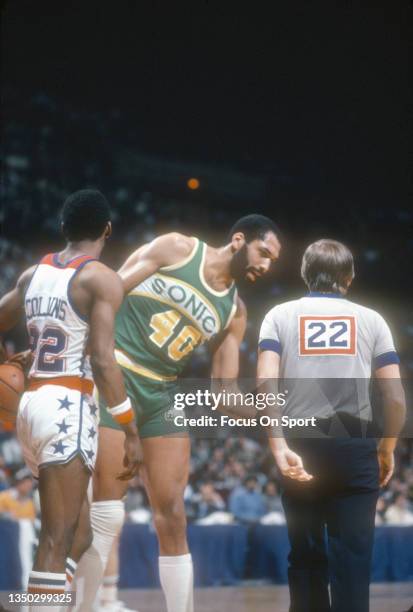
0, 2, 412, 611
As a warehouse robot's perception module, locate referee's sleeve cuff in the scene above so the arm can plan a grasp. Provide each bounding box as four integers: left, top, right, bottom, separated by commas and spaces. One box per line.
258, 339, 282, 354
374, 351, 400, 370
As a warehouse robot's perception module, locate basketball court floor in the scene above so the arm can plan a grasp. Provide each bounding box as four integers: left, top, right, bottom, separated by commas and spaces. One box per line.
1, 584, 412, 611
109, 583, 413, 612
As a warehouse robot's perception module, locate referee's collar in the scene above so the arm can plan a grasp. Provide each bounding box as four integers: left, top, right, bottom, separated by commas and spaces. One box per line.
306, 291, 344, 298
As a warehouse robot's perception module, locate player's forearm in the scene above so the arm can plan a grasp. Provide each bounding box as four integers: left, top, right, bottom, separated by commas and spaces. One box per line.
91, 357, 127, 406
210, 379, 257, 418
91, 357, 137, 434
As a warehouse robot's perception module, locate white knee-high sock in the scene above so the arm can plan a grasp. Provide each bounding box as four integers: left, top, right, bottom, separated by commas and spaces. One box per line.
73, 500, 124, 612
159, 554, 194, 612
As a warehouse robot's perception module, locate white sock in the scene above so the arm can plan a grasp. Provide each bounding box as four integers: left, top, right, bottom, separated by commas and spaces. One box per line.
100, 574, 119, 604
159, 554, 194, 612
28, 570, 66, 612
73, 500, 125, 612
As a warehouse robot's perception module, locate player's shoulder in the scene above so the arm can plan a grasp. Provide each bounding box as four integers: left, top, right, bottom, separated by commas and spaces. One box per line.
16, 265, 38, 291
153, 233, 197, 268
76, 260, 123, 293
158, 232, 196, 256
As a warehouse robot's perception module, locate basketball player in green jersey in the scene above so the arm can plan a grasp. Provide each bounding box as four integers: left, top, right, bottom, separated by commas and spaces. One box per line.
73, 215, 281, 612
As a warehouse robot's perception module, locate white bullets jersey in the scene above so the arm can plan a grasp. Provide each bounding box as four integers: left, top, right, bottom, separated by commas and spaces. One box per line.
259, 293, 399, 419
25, 253, 95, 382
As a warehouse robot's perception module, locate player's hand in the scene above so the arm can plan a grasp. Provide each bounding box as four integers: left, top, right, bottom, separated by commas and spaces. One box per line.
8, 349, 33, 372
117, 433, 143, 481
377, 448, 394, 487
273, 447, 313, 482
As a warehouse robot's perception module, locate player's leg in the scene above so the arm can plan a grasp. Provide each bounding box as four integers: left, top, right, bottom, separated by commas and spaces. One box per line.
73, 426, 128, 612
142, 435, 193, 612
16, 385, 97, 611
28, 457, 90, 612
97, 534, 136, 612
66, 497, 93, 591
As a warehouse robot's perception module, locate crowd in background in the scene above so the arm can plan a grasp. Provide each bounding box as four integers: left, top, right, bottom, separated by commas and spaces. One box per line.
1, 88, 412, 530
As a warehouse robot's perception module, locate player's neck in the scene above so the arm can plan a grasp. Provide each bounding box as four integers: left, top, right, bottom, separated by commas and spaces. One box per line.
59, 240, 104, 262
203, 244, 234, 289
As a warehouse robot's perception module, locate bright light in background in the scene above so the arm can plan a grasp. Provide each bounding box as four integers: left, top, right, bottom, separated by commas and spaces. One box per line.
187, 177, 200, 190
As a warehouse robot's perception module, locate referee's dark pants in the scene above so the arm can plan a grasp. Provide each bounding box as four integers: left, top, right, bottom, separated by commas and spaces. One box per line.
281, 430, 379, 612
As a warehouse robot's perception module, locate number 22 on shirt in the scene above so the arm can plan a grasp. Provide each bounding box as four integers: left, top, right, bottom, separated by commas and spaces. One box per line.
299, 316, 357, 356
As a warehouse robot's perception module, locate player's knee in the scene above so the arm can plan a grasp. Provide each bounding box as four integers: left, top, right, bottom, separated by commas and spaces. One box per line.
90, 500, 125, 536
39, 523, 77, 560
153, 497, 186, 536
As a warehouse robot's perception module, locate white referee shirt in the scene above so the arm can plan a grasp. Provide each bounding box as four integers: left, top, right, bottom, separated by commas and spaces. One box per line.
258, 292, 399, 419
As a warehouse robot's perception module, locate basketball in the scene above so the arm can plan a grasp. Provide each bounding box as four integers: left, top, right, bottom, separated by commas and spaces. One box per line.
0, 363, 25, 424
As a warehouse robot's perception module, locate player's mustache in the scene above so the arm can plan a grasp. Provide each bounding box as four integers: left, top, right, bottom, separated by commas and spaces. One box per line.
246, 267, 262, 278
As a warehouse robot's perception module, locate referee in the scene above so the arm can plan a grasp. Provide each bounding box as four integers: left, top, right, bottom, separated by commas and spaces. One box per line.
257, 239, 406, 612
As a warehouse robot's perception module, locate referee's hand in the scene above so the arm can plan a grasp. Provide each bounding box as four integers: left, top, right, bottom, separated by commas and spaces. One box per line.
273, 447, 313, 482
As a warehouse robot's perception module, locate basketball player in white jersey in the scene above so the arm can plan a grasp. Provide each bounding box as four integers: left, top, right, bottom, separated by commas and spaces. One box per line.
0, 190, 141, 611
257, 239, 406, 612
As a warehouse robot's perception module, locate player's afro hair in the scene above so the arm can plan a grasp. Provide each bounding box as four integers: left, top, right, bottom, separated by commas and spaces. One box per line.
228, 214, 280, 243
61, 189, 111, 241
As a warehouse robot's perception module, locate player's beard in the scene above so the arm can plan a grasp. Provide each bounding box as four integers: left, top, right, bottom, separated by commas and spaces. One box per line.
230, 244, 252, 283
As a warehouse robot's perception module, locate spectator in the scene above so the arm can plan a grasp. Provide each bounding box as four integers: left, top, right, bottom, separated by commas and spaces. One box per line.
260, 480, 286, 525
0, 467, 35, 521
263, 480, 283, 514
229, 475, 265, 524
385, 493, 413, 526
375, 497, 387, 526
194, 481, 226, 520
0, 457, 10, 492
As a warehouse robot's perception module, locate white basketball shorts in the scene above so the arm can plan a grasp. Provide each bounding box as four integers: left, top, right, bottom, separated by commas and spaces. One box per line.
17, 384, 99, 478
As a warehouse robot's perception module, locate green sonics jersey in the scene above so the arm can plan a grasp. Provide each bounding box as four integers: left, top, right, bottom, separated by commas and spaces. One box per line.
114, 238, 238, 380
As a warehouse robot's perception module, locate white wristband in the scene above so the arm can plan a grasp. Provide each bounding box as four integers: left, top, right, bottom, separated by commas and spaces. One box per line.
107, 397, 132, 416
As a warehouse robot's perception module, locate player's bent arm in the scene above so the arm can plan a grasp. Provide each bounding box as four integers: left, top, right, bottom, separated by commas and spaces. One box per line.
118, 233, 196, 294
209, 299, 253, 417
210, 297, 247, 380
85, 265, 137, 436
0, 266, 36, 333
375, 363, 406, 454
0, 266, 36, 363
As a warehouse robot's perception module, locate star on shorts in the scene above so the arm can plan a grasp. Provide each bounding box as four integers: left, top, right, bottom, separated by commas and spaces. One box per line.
56, 419, 71, 434
86, 449, 95, 460
89, 402, 98, 416
58, 395, 74, 411
88, 426, 96, 439
52, 440, 68, 455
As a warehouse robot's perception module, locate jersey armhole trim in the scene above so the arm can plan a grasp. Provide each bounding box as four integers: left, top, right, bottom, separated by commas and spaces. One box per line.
67, 259, 98, 322
23, 264, 41, 300
223, 291, 239, 330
